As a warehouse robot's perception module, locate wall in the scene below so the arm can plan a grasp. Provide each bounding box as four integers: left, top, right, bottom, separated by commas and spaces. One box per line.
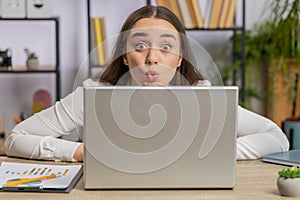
0, 0, 268, 133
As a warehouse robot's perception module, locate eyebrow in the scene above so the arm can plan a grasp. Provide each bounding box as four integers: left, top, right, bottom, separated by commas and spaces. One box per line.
131, 32, 148, 38
131, 32, 177, 40
160, 33, 177, 40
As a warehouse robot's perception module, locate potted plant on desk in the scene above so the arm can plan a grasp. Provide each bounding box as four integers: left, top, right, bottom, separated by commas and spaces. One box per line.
277, 166, 300, 197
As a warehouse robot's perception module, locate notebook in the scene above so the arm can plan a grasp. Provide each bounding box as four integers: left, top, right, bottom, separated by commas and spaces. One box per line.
262, 150, 300, 166
83, 86, 238, 189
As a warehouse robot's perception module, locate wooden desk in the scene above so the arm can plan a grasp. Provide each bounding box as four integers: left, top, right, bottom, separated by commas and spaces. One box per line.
0, 156, 295, 199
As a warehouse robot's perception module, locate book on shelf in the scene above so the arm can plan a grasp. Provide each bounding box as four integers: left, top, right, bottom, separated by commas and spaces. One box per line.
156, 0, 170, 9
156, 0, 183, 24
189, 0, 204, 28
0, 162, 82, 192
223, 0, 236, 28
169, 0, 184, 24
199, 0, 237, 29
203, 0, 214, 28
99, 18, 108, 64
177, 0, 197, 29
90, 18, 97, 66
92, 17, 107, 66
156, 0, 237, 29
209, 0, 223, 28
218, 0, 231, 28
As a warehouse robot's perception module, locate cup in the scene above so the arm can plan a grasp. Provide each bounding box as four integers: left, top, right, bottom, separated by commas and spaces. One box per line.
283, 120, 300, 150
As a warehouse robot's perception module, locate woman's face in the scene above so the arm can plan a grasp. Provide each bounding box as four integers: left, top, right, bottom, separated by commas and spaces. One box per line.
123, 18, 182, 86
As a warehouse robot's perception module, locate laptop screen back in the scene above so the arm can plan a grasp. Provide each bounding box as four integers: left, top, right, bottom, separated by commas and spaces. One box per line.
83, 86, 238, 189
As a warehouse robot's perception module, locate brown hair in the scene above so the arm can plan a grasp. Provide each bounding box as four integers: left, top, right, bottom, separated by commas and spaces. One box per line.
100, 5, 204, 85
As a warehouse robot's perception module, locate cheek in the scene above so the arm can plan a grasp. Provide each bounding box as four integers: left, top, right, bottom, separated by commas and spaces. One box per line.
165, 55, 182, 69
126, 53, 145, 68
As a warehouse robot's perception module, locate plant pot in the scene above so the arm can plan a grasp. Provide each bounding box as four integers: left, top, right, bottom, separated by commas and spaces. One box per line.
26, 58, 39, 70
266, 59, 300, 127
277, 176, 300, 197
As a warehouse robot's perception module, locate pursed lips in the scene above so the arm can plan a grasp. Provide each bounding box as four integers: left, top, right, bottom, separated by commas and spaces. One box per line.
146, 70, 159, 82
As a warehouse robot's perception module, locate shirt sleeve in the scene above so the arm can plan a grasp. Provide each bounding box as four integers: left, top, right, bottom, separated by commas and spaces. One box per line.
236, 106, 290, 160
4, 84, 85, 162
5, 78, 290, 161
190, 80, 289, 160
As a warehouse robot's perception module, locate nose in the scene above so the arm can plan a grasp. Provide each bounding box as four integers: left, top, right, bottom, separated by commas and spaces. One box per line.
146, 48, 159, 65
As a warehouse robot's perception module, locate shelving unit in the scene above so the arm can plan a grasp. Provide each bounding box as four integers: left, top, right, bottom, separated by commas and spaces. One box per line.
0, 17, 61, 101
86, 0, 246, 102
86, 0, 94, 77
185, 0, 246, 103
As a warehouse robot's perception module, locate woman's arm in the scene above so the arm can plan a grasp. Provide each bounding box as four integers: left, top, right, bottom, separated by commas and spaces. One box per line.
4, 86, 84, 162
237, 106, 290, 160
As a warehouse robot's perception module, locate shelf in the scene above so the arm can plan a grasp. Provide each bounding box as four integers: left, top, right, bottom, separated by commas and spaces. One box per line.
186, 27, 244, 31
0, 18, 61, 101
0, 70, 58, 74
0, 17, 59, 21
0, 66, 57, 73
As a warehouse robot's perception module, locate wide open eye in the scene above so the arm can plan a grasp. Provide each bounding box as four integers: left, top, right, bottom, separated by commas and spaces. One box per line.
161, 44, 172, 52
136, 42, 148, 51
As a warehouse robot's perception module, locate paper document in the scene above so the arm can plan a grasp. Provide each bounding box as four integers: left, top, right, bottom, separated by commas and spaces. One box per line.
0, 162, 82, 192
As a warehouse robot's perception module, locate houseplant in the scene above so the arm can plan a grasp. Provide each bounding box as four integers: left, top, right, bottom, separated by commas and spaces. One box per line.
219, 30, 262, 110
260, 0, 300, 125
277, 166, 300, 197
24, 48, 39, 70
224, 0, 300, 123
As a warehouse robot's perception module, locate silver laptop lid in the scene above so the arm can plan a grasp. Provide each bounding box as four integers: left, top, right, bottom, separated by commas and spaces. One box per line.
84, 86, 238, 189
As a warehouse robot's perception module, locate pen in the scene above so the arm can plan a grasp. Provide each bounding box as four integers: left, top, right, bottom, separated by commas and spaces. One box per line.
6, 174, 57, 186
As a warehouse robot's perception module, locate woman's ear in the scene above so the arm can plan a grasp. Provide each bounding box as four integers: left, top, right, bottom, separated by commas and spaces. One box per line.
123, 55, 128, 66
177, 56, 183, 68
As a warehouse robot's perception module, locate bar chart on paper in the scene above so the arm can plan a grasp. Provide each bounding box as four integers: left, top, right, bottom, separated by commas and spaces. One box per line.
0, 162, 82, 191
4, 166, 70, 176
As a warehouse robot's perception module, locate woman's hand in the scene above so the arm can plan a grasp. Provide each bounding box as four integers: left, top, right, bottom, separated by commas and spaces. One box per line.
73, 143, 84, 162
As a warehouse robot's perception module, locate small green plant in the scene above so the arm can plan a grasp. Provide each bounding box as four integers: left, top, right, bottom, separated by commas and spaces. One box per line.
279, 166, 300, 179
24, 48, 38, 60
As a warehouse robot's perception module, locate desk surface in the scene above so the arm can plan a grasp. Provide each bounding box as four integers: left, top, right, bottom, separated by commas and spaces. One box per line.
0, 156, 296, 199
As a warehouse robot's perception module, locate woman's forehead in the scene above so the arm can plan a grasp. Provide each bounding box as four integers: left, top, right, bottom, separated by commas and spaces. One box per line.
129, 18, 179, 39
132, 18, 177, 31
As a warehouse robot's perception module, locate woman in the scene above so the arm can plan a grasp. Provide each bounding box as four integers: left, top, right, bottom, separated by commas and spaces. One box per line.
5, 5, 289, 162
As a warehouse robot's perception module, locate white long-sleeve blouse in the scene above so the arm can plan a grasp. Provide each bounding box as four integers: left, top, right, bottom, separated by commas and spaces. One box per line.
4, 79, 289, 161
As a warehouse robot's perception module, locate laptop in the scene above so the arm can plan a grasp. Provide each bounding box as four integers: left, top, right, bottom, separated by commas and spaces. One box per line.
83, 86, 238, 189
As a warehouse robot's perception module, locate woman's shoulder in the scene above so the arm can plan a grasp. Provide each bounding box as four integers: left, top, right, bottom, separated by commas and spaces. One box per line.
194, 80, 212, 86
82, 79, 111, 87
